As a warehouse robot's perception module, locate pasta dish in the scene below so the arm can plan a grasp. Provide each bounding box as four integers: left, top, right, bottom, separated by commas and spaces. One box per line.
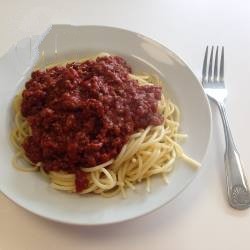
11, 53, 200, 197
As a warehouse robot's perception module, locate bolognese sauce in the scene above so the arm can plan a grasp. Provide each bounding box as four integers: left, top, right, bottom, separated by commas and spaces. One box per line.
21, 56, 163, 192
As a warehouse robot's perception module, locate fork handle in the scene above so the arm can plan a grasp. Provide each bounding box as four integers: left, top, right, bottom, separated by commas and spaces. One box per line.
218, 103, 250, 210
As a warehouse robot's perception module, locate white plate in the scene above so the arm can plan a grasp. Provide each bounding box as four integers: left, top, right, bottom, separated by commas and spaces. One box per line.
0, 25, 211, 225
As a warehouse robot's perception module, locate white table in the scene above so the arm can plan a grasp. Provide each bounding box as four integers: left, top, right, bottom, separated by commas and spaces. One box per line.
1, 1, 250, 249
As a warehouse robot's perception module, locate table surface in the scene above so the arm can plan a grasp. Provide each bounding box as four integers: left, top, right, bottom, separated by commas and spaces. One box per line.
1, 0, 250, 249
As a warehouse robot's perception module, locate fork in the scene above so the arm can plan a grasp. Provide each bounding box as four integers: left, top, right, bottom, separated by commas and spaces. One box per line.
202, 46, 250, 210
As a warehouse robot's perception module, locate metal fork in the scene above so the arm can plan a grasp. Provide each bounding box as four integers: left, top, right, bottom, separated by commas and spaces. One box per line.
202, 46, 250, 210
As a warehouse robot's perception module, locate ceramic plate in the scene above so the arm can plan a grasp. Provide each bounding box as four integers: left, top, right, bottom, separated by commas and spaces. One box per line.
0, 25, 211, 225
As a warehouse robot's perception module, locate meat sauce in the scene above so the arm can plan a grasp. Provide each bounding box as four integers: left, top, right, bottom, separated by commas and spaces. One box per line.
21, 56, 163, 192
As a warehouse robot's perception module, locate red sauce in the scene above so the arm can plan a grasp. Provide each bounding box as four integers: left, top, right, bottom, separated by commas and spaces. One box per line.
21, 56, 163, 192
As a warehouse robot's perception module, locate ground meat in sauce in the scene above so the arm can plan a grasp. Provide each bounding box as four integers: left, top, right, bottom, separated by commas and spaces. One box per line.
21, 56, 163, 192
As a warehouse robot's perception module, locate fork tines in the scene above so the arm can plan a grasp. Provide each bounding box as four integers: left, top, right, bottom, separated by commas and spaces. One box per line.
202, 46, 224, 83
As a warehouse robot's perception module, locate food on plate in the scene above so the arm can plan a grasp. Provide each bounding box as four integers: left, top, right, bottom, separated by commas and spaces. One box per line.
11, 53, 200, 197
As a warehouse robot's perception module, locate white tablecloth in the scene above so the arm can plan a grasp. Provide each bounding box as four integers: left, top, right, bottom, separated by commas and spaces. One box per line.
1, 1, 250, 249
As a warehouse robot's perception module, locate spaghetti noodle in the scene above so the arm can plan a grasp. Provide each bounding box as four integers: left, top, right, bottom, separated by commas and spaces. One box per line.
11, 53, 200, 197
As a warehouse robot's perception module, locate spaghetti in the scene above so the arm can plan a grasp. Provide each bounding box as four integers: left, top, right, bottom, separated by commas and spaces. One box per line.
11, 53, 200, 198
